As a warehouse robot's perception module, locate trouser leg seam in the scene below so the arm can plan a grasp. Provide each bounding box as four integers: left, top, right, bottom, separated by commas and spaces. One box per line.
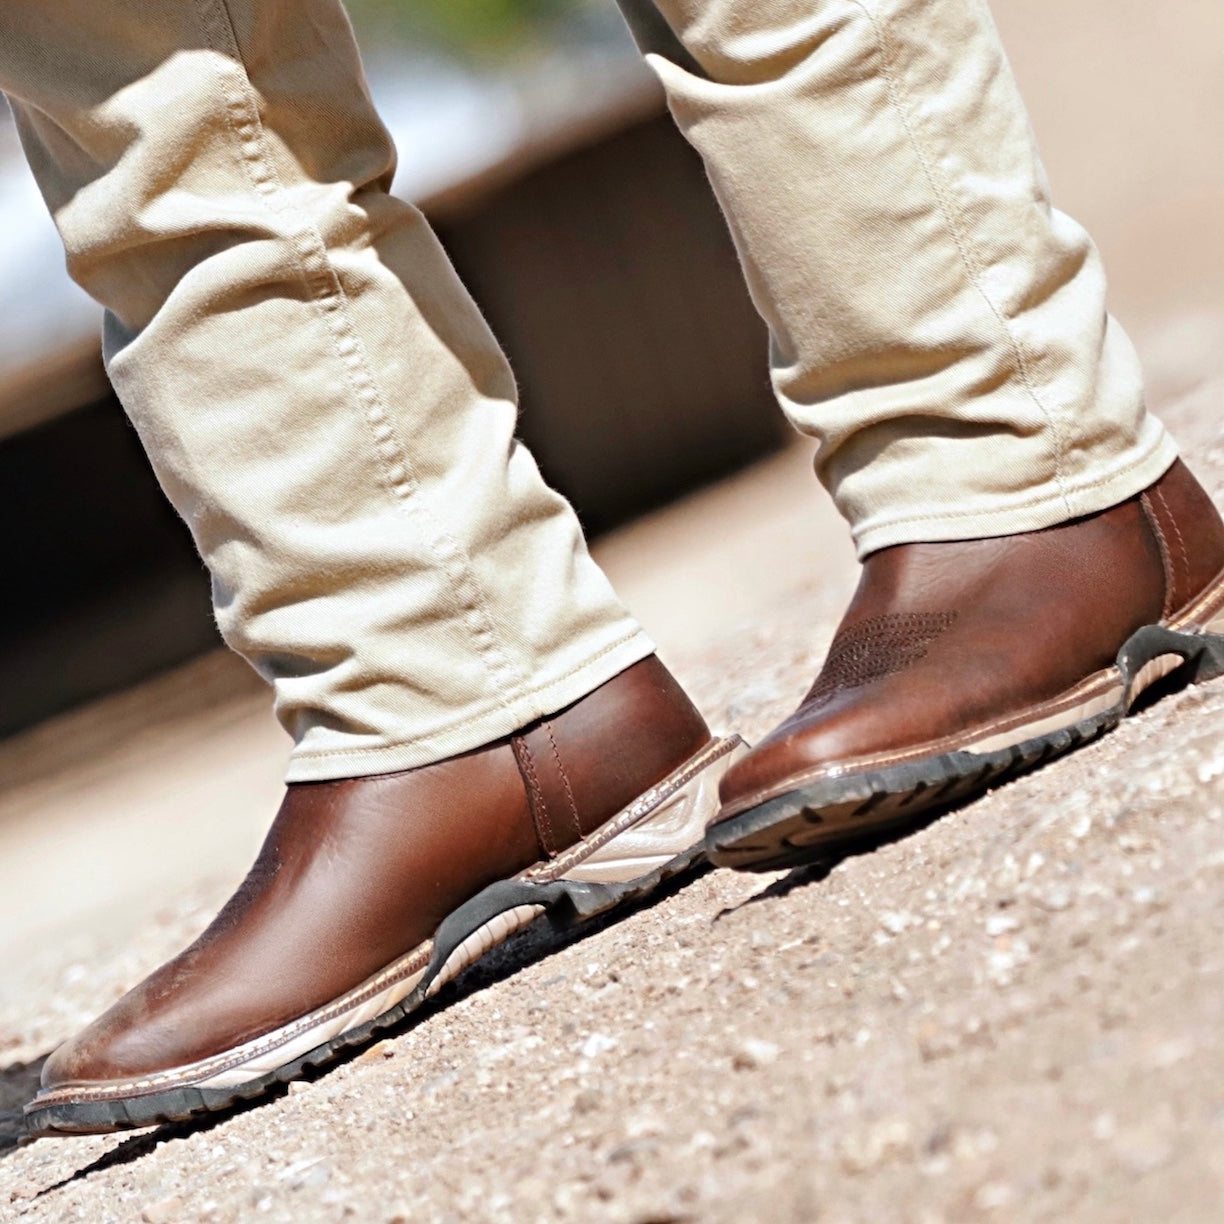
847, 0, 1074, 517
189, 0, 529, 712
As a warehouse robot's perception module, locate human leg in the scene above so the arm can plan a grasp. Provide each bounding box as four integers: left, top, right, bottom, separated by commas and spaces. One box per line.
617, 0, 1224, 863
4, 0, 651, 778
8, 0, 741, 1134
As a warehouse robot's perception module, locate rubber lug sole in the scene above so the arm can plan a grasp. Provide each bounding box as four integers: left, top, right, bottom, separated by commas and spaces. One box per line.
707, 623, 1224, 873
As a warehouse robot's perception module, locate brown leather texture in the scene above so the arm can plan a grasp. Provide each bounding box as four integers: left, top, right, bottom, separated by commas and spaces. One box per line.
717, 459, 1224, 820
1140, 458, 1224, 617
42, 656, 709, 1090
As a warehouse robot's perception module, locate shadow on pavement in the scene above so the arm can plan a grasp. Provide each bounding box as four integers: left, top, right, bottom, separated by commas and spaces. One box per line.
0, 1055, 47, 1157
397, 857, 718, 1016
716, 806, 949, 919
33, 1103, 261, 1199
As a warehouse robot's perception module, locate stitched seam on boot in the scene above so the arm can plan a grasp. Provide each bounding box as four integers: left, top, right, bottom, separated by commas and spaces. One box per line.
511, 735, 557, 858
1140, 492, 1176, 620
543, 721, 582, 843
1152, 484, 1190, 614
802, 611, 957, 707
724, 674, 1118, 810
519, 736, 736, 881
28, 940, 436, 1103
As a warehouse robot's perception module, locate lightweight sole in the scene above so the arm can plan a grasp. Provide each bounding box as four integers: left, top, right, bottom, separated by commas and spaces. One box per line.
26, 735, 745, 1138
707, 616, 1224, 873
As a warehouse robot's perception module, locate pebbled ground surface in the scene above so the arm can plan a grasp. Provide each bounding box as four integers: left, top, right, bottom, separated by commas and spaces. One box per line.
1, 384, 1223, 1224
4, 3, 1224, 1213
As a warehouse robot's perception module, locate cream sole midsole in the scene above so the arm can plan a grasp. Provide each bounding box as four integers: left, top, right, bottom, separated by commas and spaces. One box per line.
34, 735, 745, 1105
962, 610, 1224, 756
961, 652, 1186, 755
917, 585, 1224, 758
936, 573, 1224, 760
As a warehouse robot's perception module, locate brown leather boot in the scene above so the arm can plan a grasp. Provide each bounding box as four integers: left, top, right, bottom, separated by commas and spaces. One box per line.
707, 459, 1224, 871
26, 658, 743, 1137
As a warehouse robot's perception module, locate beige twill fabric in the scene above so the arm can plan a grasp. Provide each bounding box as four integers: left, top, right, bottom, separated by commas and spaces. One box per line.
0, 0, 1176, 780
0, 0, 653, 781
620, 0, 1177, 553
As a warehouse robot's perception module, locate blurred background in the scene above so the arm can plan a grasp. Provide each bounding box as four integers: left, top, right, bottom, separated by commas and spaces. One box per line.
0, 0, 1222, 966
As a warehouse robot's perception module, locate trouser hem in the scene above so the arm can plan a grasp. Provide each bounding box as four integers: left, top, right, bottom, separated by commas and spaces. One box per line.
851, 430, 1180, 557
282, 628, 657, 783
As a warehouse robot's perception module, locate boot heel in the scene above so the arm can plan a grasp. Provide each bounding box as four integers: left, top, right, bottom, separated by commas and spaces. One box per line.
419, 737, 745, 988
554, 735, 747, 886
1168, 564, 1224, 635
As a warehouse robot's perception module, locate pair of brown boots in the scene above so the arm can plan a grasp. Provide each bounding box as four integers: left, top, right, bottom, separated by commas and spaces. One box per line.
25, 460, 1224, 1138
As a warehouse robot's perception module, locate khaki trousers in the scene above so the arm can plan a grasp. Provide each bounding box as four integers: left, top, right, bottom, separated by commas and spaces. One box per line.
0, 0, 1175, 781
622, 0, 1175, 547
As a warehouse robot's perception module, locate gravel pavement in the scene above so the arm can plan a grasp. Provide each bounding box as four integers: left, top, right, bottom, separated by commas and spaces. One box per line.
2, 389, 1224, 1223
5, 5, 1224, 1218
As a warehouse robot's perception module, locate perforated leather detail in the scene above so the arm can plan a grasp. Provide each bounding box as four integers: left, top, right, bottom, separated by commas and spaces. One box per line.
802, 612, 958, 707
